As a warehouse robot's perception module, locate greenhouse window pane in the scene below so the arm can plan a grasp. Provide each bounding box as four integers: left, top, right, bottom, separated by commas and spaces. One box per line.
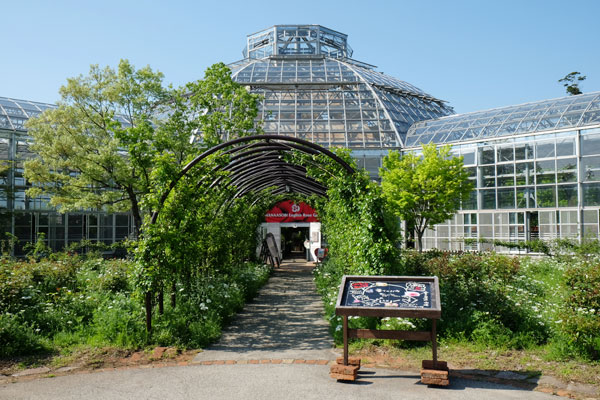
536, 186, 556, 207
581, 134, 600, 156
516, 162, 534, 185
498, 188, 515, 209
536, 141, 555, 159
497, 146, 514, 162
582, 156, 600, 181
479, 146, 495, 164
557, 185, 578, 207
514, 143, 534, 160
583, 183, 600, 206
481, 189, 496, 209
556, 138, 575, 157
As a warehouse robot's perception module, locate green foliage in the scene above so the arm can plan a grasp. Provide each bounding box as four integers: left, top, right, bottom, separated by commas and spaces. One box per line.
0, 249, 272, 356
381, 143, 473, 251
0, 313, 49, 357
24, 60, 261, 236
393, 251, 549, 349
558, 71, 586, 96
558, 255, 600, 359
307, 149, 399, 277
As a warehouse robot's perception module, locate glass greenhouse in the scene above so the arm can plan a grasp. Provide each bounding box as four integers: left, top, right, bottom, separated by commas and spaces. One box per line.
405, 93, 600, 251
1, 24, 599, 255
229, 25, 452, 177
0, 97, 134, 254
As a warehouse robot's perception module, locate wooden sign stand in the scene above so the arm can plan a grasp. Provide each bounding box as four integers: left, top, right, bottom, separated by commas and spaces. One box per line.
331, 275, 449, 385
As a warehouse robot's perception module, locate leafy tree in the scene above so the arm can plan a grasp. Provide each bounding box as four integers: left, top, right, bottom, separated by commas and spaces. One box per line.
559, 71, 586, 96
380, 143, 473, 252
24, 60, 261, 237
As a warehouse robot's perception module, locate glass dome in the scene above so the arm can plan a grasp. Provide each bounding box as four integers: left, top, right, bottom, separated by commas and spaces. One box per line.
405, 92, 600, 147
0, 97, 55, 132
230, 25, 453, 149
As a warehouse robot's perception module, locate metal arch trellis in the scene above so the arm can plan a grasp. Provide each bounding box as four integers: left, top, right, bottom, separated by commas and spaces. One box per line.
149, 134, 355, 225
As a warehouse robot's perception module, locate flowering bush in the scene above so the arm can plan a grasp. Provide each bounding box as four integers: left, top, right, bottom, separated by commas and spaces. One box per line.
558, 256, 600, 359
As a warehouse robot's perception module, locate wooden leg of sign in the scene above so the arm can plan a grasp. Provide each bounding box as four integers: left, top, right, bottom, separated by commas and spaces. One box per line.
330, 315, 359, 381
343, 315, 348, 365
421, 319, 449, 386
432, 319, 438, 368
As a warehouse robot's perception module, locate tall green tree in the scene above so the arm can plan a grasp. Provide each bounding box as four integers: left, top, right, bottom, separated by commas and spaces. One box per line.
380, 143, 473, 252
559, 71, 586, 96
24, 60, 261, 237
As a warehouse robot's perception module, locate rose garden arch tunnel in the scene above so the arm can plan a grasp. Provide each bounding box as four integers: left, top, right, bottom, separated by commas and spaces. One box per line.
150, 135, 354, 261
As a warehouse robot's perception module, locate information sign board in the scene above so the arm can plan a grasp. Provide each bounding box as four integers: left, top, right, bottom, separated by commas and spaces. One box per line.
336, 275, 441, 319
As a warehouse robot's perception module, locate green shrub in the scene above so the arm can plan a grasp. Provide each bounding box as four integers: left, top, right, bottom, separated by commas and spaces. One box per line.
558, 256, 600, 360
0, 313, 49, 357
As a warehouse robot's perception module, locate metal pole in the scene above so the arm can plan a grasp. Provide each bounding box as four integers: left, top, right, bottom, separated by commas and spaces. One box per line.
343, 315, 349, 365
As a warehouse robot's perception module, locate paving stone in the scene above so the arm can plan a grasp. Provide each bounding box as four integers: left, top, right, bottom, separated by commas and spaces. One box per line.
293, 359, 305, 364
129, 352, 144, 363
236, 360, 248, 365
55, 366, 79, 373
260, 360, 270, 364
567, 382, 598, 396
12, 367, 50, 377
225, 360, 236, 365
537, 387, 555, 394
536, 375, 567, 388
495, 371, 529, 380
556, 389, 571, 397
316, 360, 329, 365
151, 346, 168, 360
282, 359, 294, 364
249, 360, 259, 364
271, 359, 282, 364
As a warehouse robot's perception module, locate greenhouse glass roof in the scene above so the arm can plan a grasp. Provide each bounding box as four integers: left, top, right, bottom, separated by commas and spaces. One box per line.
0, 97, 55, 132
230, 25, 453, 149
405, 92, 600, 147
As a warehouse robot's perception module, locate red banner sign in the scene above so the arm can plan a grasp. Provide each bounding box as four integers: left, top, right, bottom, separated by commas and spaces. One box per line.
265, 200, 319, 222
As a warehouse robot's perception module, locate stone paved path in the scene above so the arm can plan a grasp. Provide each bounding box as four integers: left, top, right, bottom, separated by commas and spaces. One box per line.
193, 259, 339, 362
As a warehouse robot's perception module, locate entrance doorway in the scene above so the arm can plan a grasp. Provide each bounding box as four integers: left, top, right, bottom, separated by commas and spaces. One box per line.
281, 226, 309, 260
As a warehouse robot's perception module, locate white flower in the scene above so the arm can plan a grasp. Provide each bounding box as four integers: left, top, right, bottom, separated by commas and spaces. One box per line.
335, 325, 342, 332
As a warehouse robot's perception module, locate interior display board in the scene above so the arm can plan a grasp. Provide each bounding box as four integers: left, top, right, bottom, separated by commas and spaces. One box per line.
336, 275, 441, 319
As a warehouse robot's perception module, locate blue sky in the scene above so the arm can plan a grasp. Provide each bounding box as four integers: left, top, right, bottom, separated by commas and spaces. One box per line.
2, 0, 599, 114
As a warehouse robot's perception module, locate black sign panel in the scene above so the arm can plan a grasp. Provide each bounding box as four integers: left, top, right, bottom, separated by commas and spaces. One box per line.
342, 280, 432, 309
335, 275, 441, 319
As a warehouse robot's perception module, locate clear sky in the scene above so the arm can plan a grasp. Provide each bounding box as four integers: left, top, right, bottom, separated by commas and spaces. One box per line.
2, 0, 599, 114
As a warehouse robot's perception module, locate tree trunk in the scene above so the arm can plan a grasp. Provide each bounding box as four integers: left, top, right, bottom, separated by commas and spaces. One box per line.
416, 230, 424, 253
158, 289, 164, 315
145, 291, 152, 333
171, 282, 176, 308
126, 186, 143, 239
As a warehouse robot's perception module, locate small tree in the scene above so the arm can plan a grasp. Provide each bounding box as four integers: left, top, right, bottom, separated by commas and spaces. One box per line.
24, 60, 260, 237
559, 71, 586, 96
380, 143, 473, 252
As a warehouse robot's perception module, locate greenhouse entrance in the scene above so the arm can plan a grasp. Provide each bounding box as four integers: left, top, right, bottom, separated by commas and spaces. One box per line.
281, 226, 309, 260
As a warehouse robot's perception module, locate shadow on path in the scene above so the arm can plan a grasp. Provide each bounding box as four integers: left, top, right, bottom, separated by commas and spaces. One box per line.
194, 260, 338, 362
